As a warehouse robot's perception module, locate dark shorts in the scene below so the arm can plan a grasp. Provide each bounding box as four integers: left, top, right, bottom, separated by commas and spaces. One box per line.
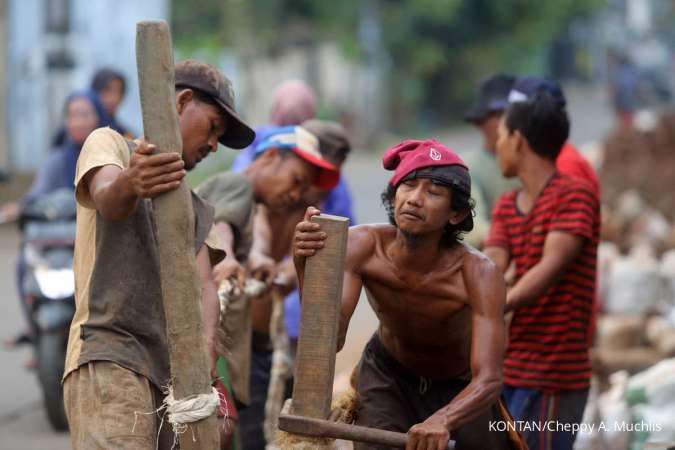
503, 385, 588, 450
354, 334, 513, 450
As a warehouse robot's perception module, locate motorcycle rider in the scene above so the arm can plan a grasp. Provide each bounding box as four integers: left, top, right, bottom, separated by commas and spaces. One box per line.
2, 91, 107, 355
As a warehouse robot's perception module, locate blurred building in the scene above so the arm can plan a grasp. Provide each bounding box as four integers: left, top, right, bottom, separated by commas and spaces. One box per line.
1, 0, 166, 173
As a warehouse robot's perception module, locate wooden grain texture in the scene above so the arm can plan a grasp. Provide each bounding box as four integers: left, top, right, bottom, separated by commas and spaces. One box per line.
291, 214, 349, 419
136, 20, 219, 449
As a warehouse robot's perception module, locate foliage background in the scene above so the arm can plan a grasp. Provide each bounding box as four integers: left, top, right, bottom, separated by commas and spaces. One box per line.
171, 0, 604, 130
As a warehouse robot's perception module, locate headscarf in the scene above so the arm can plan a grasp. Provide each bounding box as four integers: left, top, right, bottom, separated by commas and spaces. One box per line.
51, 90, 111, 148
24, 91, 108, 205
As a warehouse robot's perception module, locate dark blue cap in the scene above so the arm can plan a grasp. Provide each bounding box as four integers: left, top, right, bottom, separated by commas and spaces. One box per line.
508, 76, 567, 107
464, 74, 516, 123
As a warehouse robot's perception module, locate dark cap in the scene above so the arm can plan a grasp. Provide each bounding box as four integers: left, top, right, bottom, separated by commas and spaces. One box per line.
464, 73, 516, 123
508, 76, 567, 107
175, 60, 255, 149
300, 119, 351, 158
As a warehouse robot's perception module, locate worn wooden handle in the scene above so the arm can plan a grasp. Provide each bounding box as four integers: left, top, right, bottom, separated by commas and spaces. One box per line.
291, 214, 350, 419
279, 410, 456, 450
136, 20, 219, 450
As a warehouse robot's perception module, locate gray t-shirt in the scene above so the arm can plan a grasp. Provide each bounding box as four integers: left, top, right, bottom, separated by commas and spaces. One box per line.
65, 128, 218, 389
195, 172, 255, 261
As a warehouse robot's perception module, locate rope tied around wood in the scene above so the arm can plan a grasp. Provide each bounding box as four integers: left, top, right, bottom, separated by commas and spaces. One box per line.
163, 385, 221, 432
133, 384, 225, 450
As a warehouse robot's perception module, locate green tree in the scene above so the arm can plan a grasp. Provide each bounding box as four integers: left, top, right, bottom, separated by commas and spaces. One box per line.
172, 0, 604, 129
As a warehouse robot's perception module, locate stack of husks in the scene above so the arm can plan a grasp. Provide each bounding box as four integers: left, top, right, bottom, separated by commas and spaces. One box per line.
593, 238, 675, 376
575, 110, 675, 450
594, 109, 675, 376
601, 111, 675, 226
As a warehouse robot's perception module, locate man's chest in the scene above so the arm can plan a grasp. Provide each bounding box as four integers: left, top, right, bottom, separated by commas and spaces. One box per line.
361, 262, 470, 317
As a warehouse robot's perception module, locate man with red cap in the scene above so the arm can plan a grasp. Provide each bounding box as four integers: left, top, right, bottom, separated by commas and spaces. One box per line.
293, 140, 525, 450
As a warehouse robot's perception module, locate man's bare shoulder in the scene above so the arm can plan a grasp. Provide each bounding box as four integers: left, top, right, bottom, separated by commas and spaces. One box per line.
348, 223, 396, 245
346, 223, 394, 266
460, 243, 500, 280
459, 243, 505, 313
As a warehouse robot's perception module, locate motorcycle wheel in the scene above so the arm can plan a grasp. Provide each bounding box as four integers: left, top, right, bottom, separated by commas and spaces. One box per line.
36, 333, 69, 431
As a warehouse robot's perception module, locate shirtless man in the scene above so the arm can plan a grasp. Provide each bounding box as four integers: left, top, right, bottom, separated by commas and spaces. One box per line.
293, 140, 519, 450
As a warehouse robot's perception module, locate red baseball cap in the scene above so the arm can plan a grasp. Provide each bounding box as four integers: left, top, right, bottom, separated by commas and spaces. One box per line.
383, 139, 468, 187
256, 126, 340, 190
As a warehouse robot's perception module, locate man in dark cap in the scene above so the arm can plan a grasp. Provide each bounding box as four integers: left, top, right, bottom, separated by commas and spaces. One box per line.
463, 74, 520, 247
507, 76, 599, 194
293, 140, 525, 450
485, 79, 600, 450
63, 59, 255, 449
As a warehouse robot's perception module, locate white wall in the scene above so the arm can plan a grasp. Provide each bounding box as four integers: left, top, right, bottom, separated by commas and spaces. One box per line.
7, 0, 167, 171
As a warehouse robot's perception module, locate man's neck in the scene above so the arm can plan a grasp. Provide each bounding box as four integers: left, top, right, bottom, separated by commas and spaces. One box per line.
517, 155, 557, 202
389, 229, 444, 272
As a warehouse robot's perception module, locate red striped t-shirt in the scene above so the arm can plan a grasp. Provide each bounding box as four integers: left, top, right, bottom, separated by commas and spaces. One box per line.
486, 172, 600, 392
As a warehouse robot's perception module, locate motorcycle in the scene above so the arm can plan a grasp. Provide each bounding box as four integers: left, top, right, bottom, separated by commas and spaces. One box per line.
19, 188, 76, 431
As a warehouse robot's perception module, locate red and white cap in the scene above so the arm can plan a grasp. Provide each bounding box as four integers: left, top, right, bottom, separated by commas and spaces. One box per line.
256, 126, 340, 190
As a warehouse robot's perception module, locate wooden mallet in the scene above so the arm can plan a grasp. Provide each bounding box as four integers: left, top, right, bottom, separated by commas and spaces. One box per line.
278, 214, 455, 449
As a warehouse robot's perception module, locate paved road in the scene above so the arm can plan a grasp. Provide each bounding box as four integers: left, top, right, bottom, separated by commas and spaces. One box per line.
0, 225, 71, 449
0, 83, 612, 449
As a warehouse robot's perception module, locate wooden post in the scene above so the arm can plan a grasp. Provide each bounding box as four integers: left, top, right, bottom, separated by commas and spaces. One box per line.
135, 21, 219, 449
291, 214, 349, 419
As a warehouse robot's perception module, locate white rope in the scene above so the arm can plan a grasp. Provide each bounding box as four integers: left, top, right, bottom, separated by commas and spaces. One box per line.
218, 276, 289, 317
132, 385, 223, 450
163, 385, 220, 430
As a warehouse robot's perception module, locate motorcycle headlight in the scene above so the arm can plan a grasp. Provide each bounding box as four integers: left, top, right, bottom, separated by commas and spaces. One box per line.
34, 268, 75, 300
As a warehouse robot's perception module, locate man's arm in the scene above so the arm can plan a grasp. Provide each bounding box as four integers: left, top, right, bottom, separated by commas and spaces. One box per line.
247, 204, 277, 282
293, 207, 369, 351
274, 257, 298, 296
483, 246, 510, 274
407, 254, 505, 450
504, 231, 583, 313
483, 195, 511, 273
84, 140, 185, 220
197, 244, 220, 378
211, 221, 246, 287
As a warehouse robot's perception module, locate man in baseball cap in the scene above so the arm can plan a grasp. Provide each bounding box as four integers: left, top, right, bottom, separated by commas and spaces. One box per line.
175, 59, 255, 149
64, 59, 253, 449
463, 74, 520, 248
195, 125, 339, 447
292, 139, 524, 450
464, 73, 516, 124
253, 125, 339, 191
507, 75, 599, 194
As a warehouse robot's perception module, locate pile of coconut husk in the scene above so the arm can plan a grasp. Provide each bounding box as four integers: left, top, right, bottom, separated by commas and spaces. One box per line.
593, 242, 675, 376
601, 110, 675, 242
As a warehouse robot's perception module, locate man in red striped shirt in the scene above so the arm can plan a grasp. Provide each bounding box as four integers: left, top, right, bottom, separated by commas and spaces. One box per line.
485, 78, 600, 450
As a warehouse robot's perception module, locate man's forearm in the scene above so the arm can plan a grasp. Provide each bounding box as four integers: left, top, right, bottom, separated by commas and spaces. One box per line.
436, 377, 501, 431
214, 222, 237, 260
505, 260, 562, 313
506, 232, 584, 313
200, 268, 220, 373
201, 277, 219, 349
196, 246, 220, 374
251, 205, 273, 256
90, 168, 140, 221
